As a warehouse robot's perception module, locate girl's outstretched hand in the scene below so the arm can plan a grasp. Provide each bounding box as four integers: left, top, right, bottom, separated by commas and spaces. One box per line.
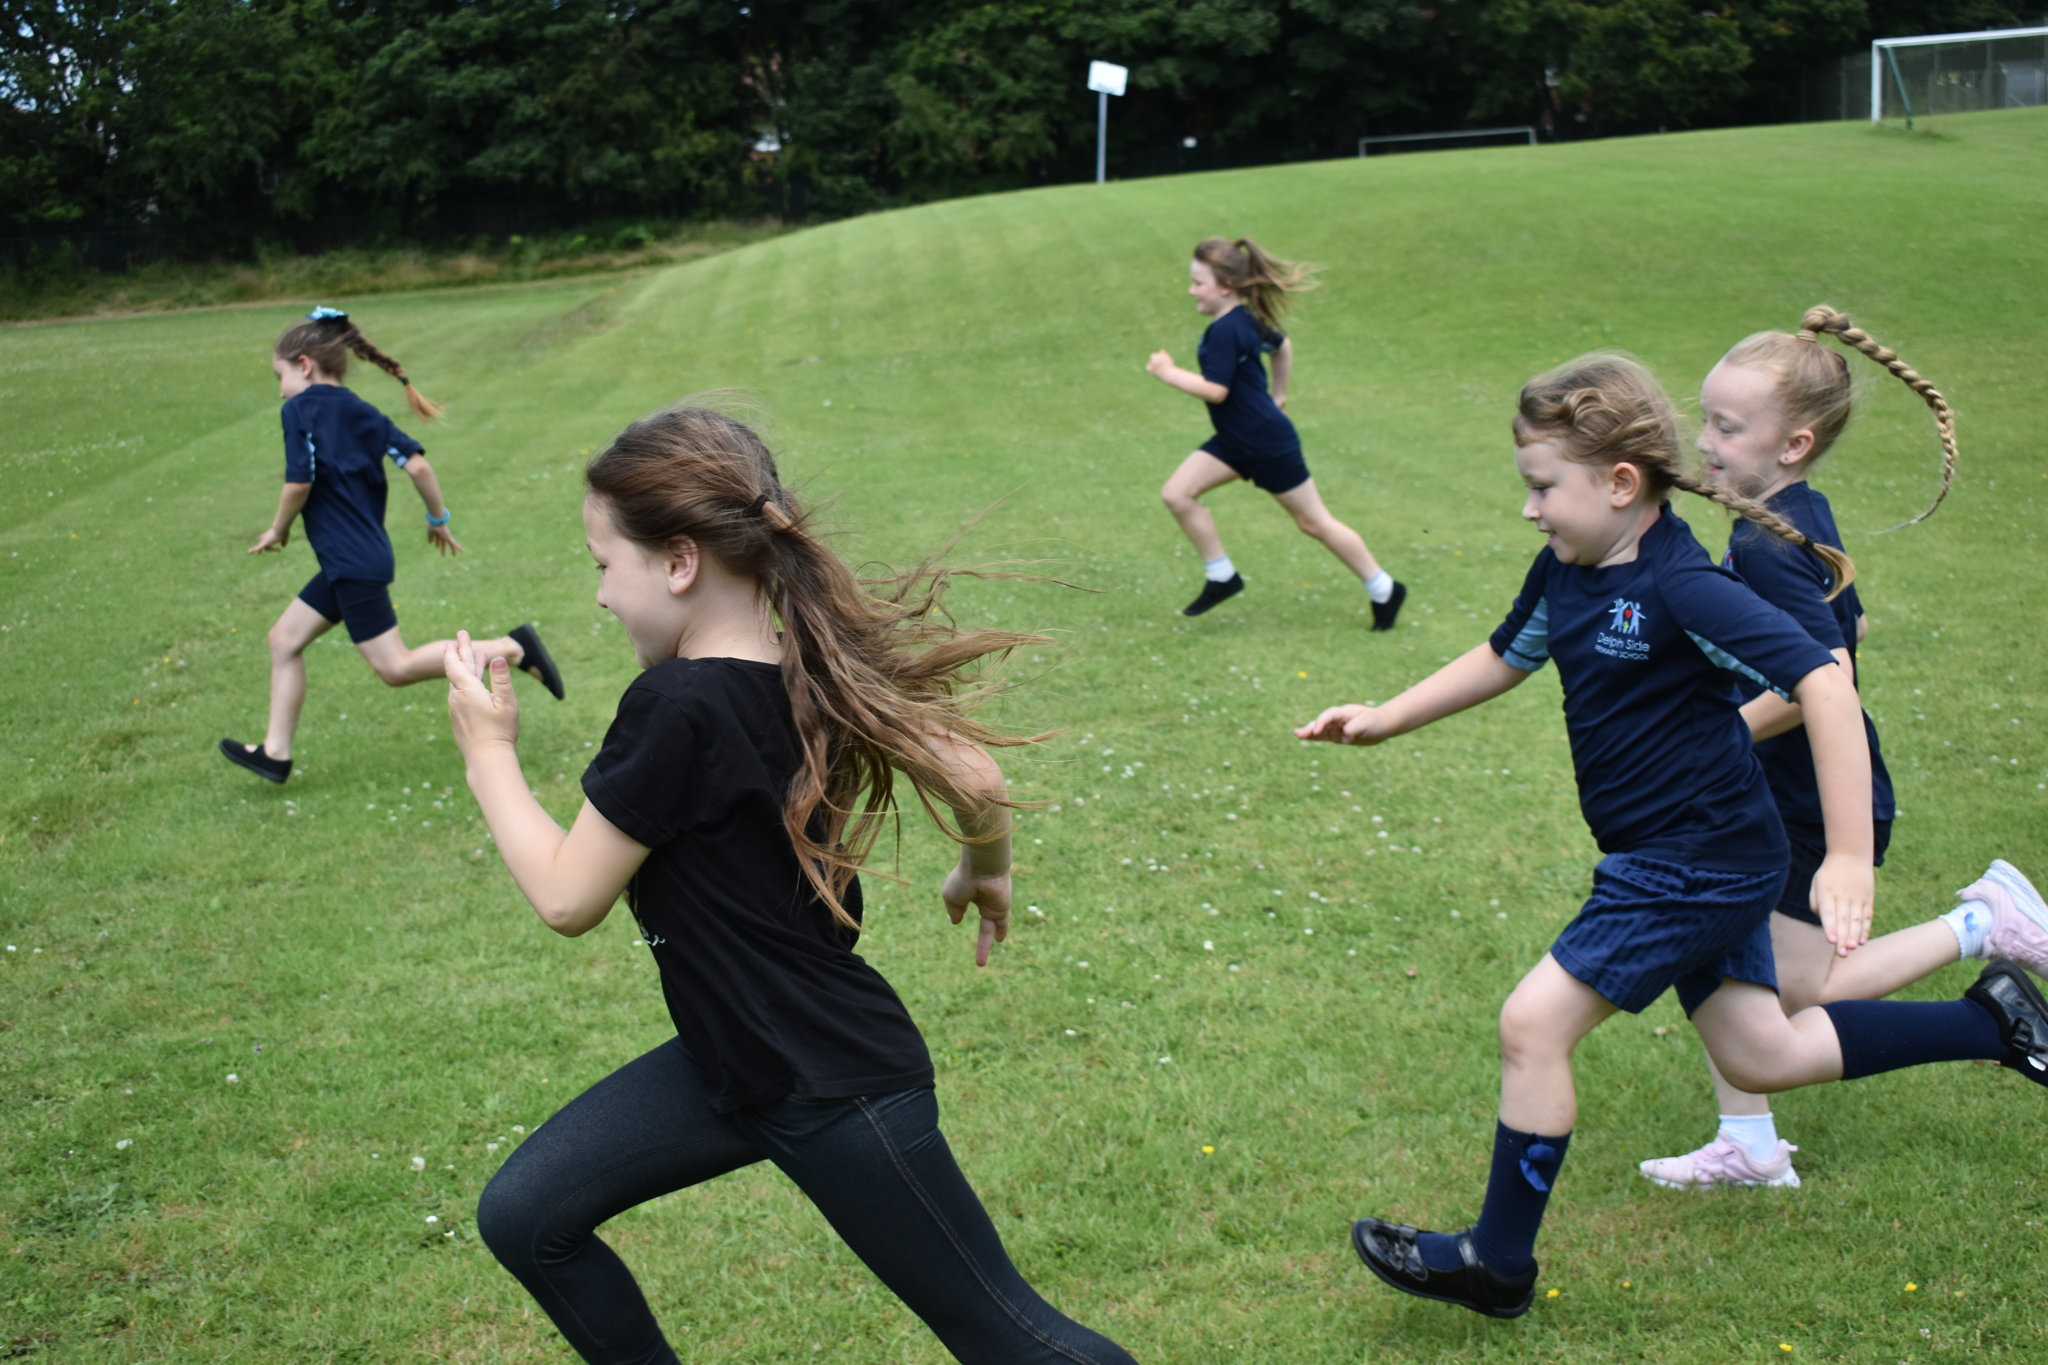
426, 524, 466, 556
444, 629, 521, 753
247, 528, 288, 554
1294, 704, 1391, 746
1810, 852, 1875, 956
1146, 349, 1175, 378
942, 862, 1010, 968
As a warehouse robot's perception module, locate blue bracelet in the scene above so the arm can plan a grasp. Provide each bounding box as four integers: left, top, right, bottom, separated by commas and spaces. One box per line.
426, 507, 451, 527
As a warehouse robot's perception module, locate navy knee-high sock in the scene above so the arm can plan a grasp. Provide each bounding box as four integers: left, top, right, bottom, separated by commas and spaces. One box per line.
1416, 1122, 1569, 1276
1823, 998, 2004, 1079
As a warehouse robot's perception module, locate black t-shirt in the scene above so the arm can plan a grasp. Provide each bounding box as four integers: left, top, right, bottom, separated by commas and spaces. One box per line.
581, 657, 934, 1112
1196, 307, 1299, 455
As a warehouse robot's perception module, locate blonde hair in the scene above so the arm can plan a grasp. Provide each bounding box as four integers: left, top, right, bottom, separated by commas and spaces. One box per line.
1515, 353, 1855, 599
274, 311, 442, 420
585, 403, 1045, 931
1192, 237, 1316, 330
1719, 304, 1956, 526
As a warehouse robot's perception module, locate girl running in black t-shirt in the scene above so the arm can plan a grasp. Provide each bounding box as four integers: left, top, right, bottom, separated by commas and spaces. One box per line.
1146, 237, 1405, 624
442, 404, 1136, 1365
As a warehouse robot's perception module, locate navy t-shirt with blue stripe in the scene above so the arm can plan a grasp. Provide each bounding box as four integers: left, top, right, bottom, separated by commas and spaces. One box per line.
1723, 483, 1895, 826
1488, 507, 1837, 871
280, 384, 424, 584
1196, 307, 1299, 457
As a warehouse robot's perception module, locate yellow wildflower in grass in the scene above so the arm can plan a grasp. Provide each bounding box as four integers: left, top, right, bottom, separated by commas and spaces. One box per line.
1545, 1289, 1559, 1299
1779, 1345, 1793, 1353
1201, 1145, 1215, 1155
1905, 1282, 1919, 1292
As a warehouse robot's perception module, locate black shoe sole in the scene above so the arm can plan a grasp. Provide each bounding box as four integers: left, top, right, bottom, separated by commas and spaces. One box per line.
1370, 580, 1407, 632
510, 623, 565, 700
1350, 1220, 1534, 1319
219, 737, 291, 784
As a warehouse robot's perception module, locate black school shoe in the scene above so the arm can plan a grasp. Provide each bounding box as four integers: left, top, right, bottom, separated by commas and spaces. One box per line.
219, 737, 291, 784
1965, 958, 2048, 1086
1370, 580, 1408, 632
1182, 573, 1245, 617
509, 623, 565, 700
1350, 1218, 1537, 1319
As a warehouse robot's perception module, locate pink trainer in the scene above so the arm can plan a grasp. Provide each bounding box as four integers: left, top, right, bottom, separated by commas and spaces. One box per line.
1638, 1131, 1800, 1190
1960, 859, 2048, 975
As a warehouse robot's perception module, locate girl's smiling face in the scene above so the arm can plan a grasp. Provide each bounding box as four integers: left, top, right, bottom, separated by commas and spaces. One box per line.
1188, 260, 1235, 316
584, 494, 686, 668
1697, 360, 1812, 501
1517, 438, 1637, 567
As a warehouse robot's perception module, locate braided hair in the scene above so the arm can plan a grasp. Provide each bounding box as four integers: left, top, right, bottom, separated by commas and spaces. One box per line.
1719, 305, 1956, 528
1515, 354, 1856, 600
273, 309, 442, 420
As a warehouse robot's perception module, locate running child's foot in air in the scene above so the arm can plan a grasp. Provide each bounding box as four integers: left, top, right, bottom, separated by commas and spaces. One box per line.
1964, 958, 2048, 1086
1349, 1218, 1536, 1319
219, 738, 292, 784
1959, 860, 2048, 974
1183, 573, 1244, 617
509, 623, 566, 699
1637, 1130, 1800, 1190
1369, 579, 1407, 632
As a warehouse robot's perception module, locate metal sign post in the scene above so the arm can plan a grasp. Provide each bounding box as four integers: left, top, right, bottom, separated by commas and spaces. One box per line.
1087, 60, 1128, 184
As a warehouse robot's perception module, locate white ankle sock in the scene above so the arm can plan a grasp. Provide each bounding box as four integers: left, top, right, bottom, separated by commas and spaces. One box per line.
1942, 899, 1992, 958
1363, 570, 1394, 603
1204, 556, 1237, 583
1718, 1113, 1780, 1162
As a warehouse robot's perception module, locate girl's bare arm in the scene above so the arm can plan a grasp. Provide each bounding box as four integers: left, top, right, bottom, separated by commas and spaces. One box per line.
1297, 642, 1528, 746
1789, 660, 1875, 955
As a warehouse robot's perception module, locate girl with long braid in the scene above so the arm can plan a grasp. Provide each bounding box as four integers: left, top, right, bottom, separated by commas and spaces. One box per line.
1147, 237, 1405, 623
442, 404, 1137, 1365
1298, 354, 2047, 1318
1640, 307, 2046, 1191
221, 307, 561, 783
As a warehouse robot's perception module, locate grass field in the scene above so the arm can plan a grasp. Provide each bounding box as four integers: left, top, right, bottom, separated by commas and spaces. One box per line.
4, 109, 2046, 1363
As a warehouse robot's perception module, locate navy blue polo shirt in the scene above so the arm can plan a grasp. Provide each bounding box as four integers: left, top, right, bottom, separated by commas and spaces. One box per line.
1723, 484, 1895, 826
1197, 307, 1298, 456
1489, 507, 1838, 871
280, 384, 424, 584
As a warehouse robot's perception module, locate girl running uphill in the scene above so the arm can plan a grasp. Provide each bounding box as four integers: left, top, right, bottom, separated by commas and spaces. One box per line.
1297, 355, 2048, 1319
442, 405, 1137, 1365
1146, 237, 1405, 624
221, 308, 562, 783
1641, 306, 2048, 1189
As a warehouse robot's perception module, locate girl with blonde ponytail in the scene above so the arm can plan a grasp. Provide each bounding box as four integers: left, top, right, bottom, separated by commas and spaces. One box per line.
1299, 353, 2047, 1318
1640, 310, 2045, 1193
441, 402, 1136, 1365
1146, 236, 1406, 624
220, 307, 561, 785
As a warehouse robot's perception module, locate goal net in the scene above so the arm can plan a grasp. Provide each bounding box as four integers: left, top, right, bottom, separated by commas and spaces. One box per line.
1872, 26, 2048, 127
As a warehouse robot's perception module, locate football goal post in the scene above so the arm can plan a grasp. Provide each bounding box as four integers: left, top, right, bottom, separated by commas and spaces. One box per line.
1870, 26, 2048, 128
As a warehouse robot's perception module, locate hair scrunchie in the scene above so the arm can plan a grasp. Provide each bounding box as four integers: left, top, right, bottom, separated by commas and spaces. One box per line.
307, 306, 349, 322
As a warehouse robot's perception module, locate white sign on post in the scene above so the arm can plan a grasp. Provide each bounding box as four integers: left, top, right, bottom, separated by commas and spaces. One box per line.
1087, 60, 1128, 184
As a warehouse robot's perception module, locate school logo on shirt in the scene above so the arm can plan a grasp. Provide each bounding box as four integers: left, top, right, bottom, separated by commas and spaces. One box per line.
1596, 597, 1651, 661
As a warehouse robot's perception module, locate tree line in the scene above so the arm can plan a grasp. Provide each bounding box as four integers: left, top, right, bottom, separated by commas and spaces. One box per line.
1, 0, 2027, 262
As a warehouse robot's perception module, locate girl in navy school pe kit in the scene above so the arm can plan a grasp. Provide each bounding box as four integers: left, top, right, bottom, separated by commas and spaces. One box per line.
1146, 237, 1405, 624
442, 404, 1136, 1365
1297, 354, 2048, 1319
221, 308, 561, 784
1641, 306, 2048, 1190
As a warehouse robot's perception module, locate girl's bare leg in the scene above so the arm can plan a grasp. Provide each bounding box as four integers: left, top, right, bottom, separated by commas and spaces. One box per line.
1691, 980, 1845, 1093
1498, 954, 1620, 1133
1271, 478, 1382, 581
357, 627, 522, 687
260, 598, 336, 760
1160, 450, 1241, 563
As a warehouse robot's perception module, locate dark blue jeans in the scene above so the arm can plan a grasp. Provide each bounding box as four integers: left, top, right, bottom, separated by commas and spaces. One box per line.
477, 1038, 1137, 1365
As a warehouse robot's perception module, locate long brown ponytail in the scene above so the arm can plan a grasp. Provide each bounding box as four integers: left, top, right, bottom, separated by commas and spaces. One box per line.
1516, 354, 1856, 599
274, 309, 442, 420
1720, 305, 1956, 528
1192, 237, 1317, 331
585, 403, 1046, 930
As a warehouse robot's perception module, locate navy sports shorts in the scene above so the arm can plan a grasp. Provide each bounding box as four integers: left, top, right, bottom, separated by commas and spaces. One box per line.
1199, 435, 1311, 495
1550, 852, 1785, 1016
299, 571, 399, 644
1775, 818, 1892, 927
